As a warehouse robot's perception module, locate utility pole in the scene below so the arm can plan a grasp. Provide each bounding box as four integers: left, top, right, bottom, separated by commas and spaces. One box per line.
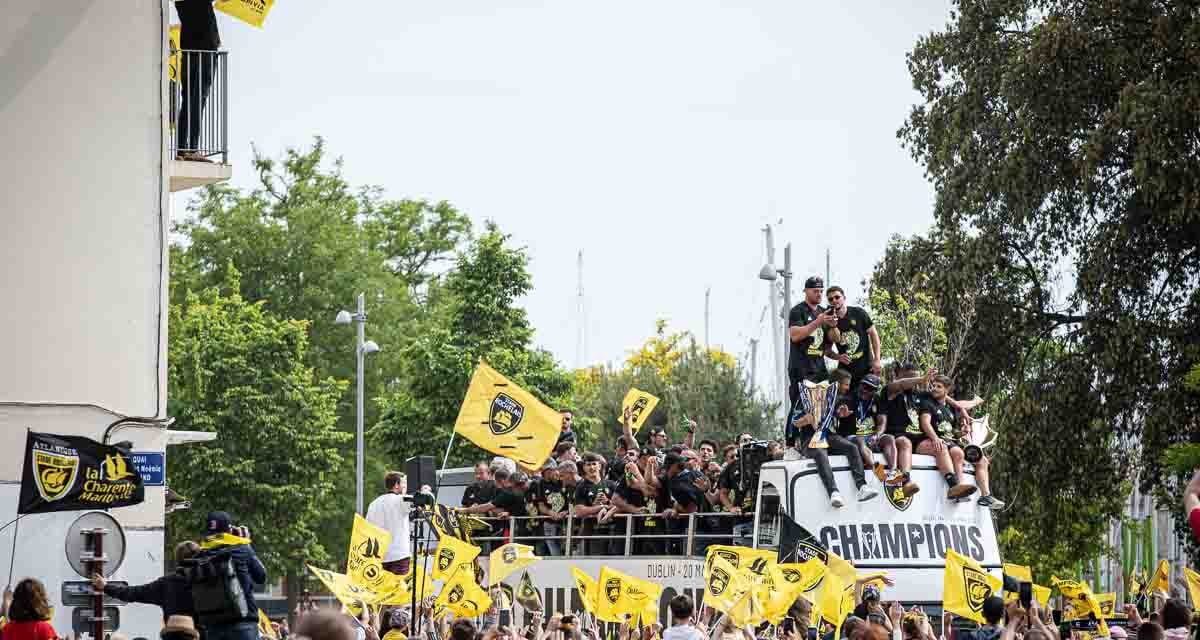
704, 287, 711, 348
826, 247, 831, 287
763, 225, 784, 408
783, 242, 793, 335
575, 251, 586, 368
748, 338, 759, 393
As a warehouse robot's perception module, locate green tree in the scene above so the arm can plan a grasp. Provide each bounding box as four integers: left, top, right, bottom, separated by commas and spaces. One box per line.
896, 0, 1200, 566
371, 222, 573, 466
166, 275, 349, 590
569, 321, 775, 450
865, 285, 948, 372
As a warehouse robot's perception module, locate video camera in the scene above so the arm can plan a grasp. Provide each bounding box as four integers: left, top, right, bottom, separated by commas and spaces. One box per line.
403, 488, 436, 510
739, 439, 772, 493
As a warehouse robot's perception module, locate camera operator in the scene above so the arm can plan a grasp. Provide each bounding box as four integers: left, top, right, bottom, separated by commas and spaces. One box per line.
366, 471, 415, 576
193, 512, 267, 640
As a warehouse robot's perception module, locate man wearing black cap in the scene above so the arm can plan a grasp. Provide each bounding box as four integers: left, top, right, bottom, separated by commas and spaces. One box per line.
662, 452, 713, 555
785, 276, 840, 452
192, 511, 267, 640
840, 374, 909, 491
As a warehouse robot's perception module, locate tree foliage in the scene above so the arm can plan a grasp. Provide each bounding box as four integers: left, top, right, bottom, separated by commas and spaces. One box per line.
569, 322, 775, 451
371, 223, 573, 467
864, 285, 948, 373
897, 0, 1200, 566
166, 277, 349, 578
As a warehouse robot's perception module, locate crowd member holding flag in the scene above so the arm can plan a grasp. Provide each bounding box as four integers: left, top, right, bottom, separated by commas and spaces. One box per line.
174, 0, 220, 162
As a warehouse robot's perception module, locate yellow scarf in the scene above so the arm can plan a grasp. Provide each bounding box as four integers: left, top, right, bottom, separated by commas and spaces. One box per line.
200, 533, 252, 550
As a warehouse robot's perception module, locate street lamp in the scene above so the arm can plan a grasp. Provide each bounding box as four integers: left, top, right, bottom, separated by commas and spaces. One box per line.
759, 242, 793, 400
335, 292, 380, 515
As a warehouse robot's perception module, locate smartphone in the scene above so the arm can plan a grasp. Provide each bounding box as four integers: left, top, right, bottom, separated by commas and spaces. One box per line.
1019, 582, 1033, 609
867, 614, 887, 626
806, 629, 817, 640
499, 610, 513, 627
782, 619, 795, 634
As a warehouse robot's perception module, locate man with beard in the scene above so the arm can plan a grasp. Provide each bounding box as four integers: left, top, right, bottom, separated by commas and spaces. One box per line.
461, 462, 495, 509
915, 375, 978, 501
793, 369, 879, 508
837, 374, 904, 490
785, 276, 840, 451
824, 285, 882, 388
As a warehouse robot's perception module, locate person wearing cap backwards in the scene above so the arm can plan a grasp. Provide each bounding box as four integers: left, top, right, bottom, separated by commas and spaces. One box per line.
194, 511, 267, 640
785, 276, 841, 455
823, 285, 882, 388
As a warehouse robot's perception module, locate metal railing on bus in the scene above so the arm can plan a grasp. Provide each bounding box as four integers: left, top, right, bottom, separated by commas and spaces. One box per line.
460, 512, 775, 557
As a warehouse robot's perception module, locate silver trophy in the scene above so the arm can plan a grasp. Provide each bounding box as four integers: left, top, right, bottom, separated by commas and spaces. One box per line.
961, 415, 997, 464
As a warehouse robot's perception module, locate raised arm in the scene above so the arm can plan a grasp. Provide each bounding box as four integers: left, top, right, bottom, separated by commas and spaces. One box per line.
868, 325, 882, 374
887, 369, 934, 397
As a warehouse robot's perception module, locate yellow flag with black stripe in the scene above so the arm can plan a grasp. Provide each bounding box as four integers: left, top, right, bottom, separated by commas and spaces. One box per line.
572, 567, 598, 615
215, 0, 275, 28
816, 552, 856, 631
167, 25, 181, 83
347, 514, 395, 593
943, 550, 1002, 624
1149, 559, 1170, 597
705, 554, 753, 616
618, 388, 660, 433
1095, 593, 1116, 618
380, 561, 434, 606
706, 545, 777, 584
1053, 577, 1109, 637
436, 566, 493, 618
431, 535, 481, 582
488, 543, 541, 586
454, 362, 561, 468
765, 564, 812, 624
307, 565, 389, 613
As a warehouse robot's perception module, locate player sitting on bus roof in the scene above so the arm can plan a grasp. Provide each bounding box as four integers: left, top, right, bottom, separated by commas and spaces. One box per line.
790, 368, 880, 508
914, 375, 978, 501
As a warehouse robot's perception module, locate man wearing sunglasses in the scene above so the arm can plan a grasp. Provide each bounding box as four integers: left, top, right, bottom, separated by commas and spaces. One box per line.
824, 285, 882, 389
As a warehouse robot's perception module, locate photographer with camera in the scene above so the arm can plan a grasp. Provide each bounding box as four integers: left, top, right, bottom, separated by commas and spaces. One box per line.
189, 511, 267, 640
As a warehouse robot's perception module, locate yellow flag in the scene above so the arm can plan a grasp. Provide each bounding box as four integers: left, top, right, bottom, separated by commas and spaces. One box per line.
258, 610, 277, 640
596, 566, 663, 624
454, 362, 561, 468
1095, 593, 1116, 619
815, 552, 856, 629
765, 564, 812, 623
432, 535, 481, 582
618, 388, 660, 433
307, 565, 389, 612
488, 543, 541, 586
1150, 559, 1170, 596
1033, 585, 1052, 607
1001, 564, 1049, 606
1052, 577, 1109, 637
706, 545, 777, 584
572, 567, 599, 615
943, 550, 1002, 624
1004, 563, 1033, 584
705, 554, 754, 615
380, 561, 435, 606
1184, 568, 1200, 609
215, 0, 275, 28
167, 25, 181, 83
347, 514, 395, 593
436, 567, 493, 618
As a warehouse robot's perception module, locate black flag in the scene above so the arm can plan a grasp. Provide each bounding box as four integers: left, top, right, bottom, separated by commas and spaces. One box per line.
777, 511, 827, 564
19, 431, 145, 514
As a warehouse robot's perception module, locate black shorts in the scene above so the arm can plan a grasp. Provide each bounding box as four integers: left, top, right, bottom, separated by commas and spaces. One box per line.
900, 432, 925, 450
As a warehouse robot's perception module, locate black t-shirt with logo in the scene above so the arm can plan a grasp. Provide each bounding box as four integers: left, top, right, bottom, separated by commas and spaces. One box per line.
522, 479, 544, 536
831, 306, 874, 380
718, 460, 755, 512
462, 480, 496, 507
918, 396, 957, 440
614, 478, 663, 532
669, 470, 709, 513
837, 389, 883, 437
884, 390, 923, 436
536, 479, 568, 517
787, 303, 829, 380
575, 478, 615, 532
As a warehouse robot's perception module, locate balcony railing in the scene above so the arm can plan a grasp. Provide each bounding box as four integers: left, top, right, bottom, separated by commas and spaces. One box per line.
170, 50, 228, 164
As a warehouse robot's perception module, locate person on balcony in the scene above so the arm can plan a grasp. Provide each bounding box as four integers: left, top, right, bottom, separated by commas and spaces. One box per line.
175, 0, 220, 161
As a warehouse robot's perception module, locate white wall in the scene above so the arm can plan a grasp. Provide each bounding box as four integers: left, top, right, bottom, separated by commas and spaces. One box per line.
0, 1, 170, 638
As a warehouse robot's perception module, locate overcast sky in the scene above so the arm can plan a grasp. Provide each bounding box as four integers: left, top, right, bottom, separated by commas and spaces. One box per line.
181, 1, 954, 405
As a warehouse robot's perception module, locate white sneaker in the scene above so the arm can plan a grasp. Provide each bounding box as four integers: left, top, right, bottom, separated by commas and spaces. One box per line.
857, 486, 879, 501
829, 492, 845, 508
783, 448, 803, 461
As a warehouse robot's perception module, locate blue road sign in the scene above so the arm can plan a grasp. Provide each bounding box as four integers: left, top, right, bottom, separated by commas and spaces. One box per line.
130, 452, 165, 486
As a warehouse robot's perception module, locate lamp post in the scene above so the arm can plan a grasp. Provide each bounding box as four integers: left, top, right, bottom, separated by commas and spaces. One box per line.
759, 239, 793, 410
336, 293, 380, 515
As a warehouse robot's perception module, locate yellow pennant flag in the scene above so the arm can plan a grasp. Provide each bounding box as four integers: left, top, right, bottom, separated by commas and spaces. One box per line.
571, 567, 599, 615
307, 565, 389, 613
705, 554, 754, 616
815, 551, 856, 630
1004, 563, 1033, 584
454, 362, 561, 468
1095, 593, 1116, 618
436, 567, 492, 618
1033, 585, 1052, 608
1184, 567, 1200, 608
943, 550, 1002, 624
347, 514, 394, 593
489, 543, 541, 587
1052, 577, 1109, 637
1150, 559, 1170, 596
258, 610, 277, 640
618, 388, 660, 433
432, 535, 481, 582
596, 566, 663, 624
167, 25, 181, 83
765, 563, 812, 623
215, 0, 275, 28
